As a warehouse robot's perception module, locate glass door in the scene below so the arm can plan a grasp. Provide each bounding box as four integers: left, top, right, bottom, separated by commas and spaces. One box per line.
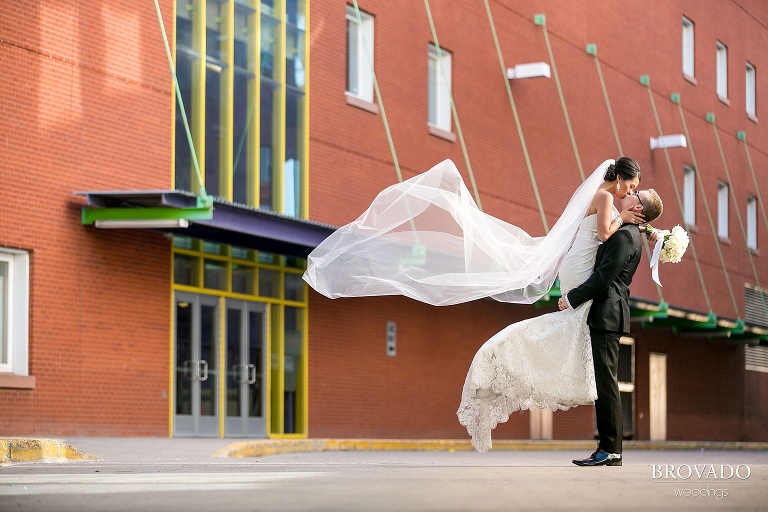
225, 299, 267, 437
174, 292, 220, 437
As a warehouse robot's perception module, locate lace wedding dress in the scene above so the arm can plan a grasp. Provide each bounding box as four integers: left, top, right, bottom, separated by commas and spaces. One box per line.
456, 214, 601, 452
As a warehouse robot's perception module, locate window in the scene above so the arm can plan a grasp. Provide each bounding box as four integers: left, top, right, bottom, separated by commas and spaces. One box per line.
747, 62, 756, 117
747, 196, 758, 250
682, 17, 694, 77
716, 41, 727, 98
0, 248, 29, 376
718, 182, 729, 239
428, 44, 452, 133
345, 5, 374, 103
683, 166, 696, 226
174, 0, 308, 217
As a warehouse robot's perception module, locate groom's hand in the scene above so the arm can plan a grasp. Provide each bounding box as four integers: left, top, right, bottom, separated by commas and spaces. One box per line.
558, 296, 569, 310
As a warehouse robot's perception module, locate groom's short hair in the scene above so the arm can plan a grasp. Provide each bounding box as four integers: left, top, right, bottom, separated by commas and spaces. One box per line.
641, 189, 663, 223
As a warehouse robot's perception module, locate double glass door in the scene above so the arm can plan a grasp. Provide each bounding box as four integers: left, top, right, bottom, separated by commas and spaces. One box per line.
174, 292, 267, 437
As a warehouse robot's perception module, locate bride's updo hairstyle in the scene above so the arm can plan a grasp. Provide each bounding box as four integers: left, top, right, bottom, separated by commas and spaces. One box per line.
604, 156, 641, 183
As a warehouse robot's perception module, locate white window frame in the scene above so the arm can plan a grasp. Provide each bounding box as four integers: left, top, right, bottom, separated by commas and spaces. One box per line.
746, 62, 756, 117
682, 17, 695, 77
747, 196, 758, 250
428, 44, 452, 133
345, 5, 374, 104
0, 248, 30, 376
683, 166, 696, 226
716, 41, 728, 98
718, 182, 729, 240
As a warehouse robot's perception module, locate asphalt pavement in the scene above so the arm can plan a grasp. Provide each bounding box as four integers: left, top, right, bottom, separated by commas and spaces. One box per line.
1, 438, 767, 511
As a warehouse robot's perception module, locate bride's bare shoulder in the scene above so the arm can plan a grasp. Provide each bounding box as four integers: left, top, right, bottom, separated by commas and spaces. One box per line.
585, 188, 611, 217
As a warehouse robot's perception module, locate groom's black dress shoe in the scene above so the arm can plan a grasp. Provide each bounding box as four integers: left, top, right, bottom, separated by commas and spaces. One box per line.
572, 449, 622, 466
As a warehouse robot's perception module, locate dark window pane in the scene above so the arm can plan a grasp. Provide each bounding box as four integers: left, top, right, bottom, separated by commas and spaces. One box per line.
174, 254, 199, 286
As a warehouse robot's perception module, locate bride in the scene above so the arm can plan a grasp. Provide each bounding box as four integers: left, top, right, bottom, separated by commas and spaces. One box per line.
457, 157, 664, 452
303, 157, 661, 451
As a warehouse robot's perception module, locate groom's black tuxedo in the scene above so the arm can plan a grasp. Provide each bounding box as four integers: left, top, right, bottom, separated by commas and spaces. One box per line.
565, 224, 643, 455
567, 224, 642, 332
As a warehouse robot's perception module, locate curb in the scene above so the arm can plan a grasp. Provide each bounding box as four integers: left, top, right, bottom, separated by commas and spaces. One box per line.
0, 438, 97, 463
211, 439, 768, 459
3, 437, 767, 462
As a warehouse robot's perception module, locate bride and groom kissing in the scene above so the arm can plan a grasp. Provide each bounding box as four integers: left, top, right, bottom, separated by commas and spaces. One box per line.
304, 157, 664, 467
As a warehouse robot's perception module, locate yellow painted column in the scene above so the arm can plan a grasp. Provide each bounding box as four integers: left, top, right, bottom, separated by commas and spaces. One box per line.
220, 0, 235, 201
192, 0, 207, 194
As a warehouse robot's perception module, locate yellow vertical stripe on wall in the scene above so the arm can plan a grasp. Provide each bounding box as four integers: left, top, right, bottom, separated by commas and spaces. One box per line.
264, 302, 272, 436
170, 0, 178, 189
221, 1, 235, 201
193, 0, 207, 193
169, 0, 179, 437
168, 288, 176, 438
275, 0, 286, 214
300, 0, 309, 219
300, 288, 308, 433
219, 296, 226, 437
250, 0, 261, 207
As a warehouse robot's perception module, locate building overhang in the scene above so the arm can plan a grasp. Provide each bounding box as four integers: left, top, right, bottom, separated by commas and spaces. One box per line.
75, 190, 337, 258
535, 281, 768, 345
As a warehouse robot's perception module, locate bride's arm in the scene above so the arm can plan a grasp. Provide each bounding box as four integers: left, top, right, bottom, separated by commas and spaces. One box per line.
595, 190, 621, 242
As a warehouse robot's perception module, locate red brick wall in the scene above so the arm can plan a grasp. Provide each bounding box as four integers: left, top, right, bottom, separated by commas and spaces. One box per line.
0, 0, 175, 435
308, 293, 535, 439
308, 0, 768, 440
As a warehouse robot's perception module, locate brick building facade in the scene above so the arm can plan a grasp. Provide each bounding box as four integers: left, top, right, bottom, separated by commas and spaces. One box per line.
1, 0, 767, 442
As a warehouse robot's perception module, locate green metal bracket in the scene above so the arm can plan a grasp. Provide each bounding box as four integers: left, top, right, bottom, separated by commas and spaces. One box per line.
398, 243, 427, 268
535, 279, 562, 308
737, 131, 746, 141
586, 43, 597, 55
639, 75, 650, 85
706, 113, 715, 123
671, 93, 680, 103
82, 205, 213, 225
534, 14, 546, 26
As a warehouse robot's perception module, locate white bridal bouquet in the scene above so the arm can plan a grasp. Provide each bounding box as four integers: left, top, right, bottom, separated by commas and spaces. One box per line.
645, 224, 690, 285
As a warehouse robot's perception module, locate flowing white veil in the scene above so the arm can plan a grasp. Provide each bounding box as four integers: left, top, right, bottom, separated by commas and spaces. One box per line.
303, 159, 613, 306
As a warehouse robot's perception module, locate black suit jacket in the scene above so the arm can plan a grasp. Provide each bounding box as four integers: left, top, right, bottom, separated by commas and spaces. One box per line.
566, 225, 642, 334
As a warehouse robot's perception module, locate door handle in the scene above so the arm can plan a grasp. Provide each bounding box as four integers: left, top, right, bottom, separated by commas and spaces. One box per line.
247, 363, 256, 385
199, 360, 208, 381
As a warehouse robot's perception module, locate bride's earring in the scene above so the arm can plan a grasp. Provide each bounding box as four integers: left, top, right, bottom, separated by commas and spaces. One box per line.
616, 181, 620, 192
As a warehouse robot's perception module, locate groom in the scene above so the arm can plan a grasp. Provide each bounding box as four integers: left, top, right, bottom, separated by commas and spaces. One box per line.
558, 188, 663, 467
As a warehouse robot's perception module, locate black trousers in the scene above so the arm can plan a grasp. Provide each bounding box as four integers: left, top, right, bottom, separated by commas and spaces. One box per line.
589, 327, 623, 454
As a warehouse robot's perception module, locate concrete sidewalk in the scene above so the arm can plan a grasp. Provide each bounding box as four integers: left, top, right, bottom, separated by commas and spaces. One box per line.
3, 437, 768, 464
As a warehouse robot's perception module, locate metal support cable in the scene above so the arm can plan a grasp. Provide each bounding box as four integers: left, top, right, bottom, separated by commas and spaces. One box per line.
674, 99, 739, 317
483, 0, 547, 232
350, 1, 422, 240
537, 15, 584, 181
590, 51, 663, 303
740, 134, 768, 237
710, 118, 766, 315
423, 0, 482, 210
153, 0, 208, 201
588, 46, 623, 158
740, 134, 768, 325
643, 79, 713, 313
351, 0, 402, 184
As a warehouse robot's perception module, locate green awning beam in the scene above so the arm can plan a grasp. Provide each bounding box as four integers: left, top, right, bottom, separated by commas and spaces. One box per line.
82, 205, 213, 226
